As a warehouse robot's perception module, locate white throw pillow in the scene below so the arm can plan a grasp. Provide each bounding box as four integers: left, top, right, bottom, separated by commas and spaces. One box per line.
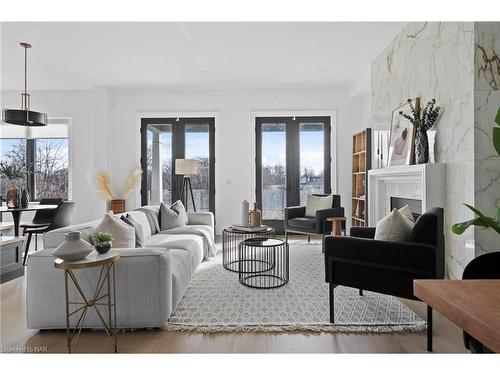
374, 208, 414, 242
94, 212, 136, 248
305, 195, 333, 217
398, 204, 415, 223
127, 210, 153, 238
160, 200, 189, 230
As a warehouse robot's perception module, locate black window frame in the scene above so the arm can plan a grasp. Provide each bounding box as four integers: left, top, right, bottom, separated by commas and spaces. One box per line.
140, 117, 215, 214
255, 116, 332, 232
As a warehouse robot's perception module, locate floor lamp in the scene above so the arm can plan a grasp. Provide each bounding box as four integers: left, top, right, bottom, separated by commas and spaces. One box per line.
175, 159, 199, 212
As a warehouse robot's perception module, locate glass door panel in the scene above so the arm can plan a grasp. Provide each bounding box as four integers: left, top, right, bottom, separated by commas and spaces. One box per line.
261, 122, 287, 220
299, 122, 325, 205
185, 123, 210, 212
143, 123, 172, 205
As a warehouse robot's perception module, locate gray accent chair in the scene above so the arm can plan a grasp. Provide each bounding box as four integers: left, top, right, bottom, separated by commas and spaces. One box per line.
284, 194, 344, 242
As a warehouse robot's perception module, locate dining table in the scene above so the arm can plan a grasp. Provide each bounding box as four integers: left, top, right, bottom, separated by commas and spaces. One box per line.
0, 204, 59, 237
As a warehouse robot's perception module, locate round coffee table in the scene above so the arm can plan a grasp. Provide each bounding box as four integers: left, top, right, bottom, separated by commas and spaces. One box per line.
222, 226, 275, 272
238, 238, 289, 289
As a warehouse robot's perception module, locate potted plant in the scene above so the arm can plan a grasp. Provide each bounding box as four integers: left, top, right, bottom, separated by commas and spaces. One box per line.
399, 98, 441, 164
452, 107, 500, 237
89, 167, 141, 214
92, 231, 113, 254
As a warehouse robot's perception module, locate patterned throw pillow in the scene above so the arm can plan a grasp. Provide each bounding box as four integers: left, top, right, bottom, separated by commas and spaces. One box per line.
160, 200, 189, 230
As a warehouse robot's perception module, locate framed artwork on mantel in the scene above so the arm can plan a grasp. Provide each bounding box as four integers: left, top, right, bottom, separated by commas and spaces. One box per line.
388, 97, 420, 166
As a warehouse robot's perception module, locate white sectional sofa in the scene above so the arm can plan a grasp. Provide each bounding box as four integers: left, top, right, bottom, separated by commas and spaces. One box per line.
26, 207, 214, 329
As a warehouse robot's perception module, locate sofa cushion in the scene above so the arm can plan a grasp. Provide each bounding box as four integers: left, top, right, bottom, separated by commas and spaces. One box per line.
305, 194, 333, 217
288, 217, 316, 230
94, 212, 135, 248
135, 205, 161, 234
144, 233, 204, 271
160, 201, 188, 230
126, 211, 153, 238
121, 215, 145, 248
374, 208, 414, 242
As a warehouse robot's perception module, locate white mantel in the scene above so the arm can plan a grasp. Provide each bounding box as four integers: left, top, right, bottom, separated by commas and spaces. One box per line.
367, 164, 446, 226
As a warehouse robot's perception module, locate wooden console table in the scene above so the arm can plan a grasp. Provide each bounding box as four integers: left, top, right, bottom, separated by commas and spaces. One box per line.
414, 279, 500, 353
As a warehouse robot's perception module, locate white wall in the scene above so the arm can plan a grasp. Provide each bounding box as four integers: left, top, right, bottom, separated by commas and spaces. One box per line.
1, 87, 362, 233
107, 88, 363, 233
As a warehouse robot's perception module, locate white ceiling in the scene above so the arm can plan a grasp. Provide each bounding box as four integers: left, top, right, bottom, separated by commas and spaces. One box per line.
1, 22, 404, 91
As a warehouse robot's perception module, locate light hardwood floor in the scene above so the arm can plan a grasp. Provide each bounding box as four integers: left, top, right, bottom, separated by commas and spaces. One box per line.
1, 235, 466, 353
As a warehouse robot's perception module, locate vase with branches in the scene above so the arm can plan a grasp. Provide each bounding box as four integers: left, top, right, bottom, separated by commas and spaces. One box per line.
399, 98, 441, 164
89, 167, 141, 214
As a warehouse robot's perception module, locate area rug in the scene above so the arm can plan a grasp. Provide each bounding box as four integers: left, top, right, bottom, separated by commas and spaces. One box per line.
164, 240, 426, 333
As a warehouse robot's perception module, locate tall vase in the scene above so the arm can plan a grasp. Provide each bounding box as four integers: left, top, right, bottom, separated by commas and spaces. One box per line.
249, 202, 262, 227
414, 130, 429, 164
6, 184, 20, 208
21, 189, 30, 208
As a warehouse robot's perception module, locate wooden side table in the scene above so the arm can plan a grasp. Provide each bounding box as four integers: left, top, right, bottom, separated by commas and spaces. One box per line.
54, 251, 119, 353
325, 216, 346, 236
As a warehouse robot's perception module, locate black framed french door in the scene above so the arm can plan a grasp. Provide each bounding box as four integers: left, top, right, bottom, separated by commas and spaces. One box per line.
255, 116, 331, 232
140, 117, 215, 214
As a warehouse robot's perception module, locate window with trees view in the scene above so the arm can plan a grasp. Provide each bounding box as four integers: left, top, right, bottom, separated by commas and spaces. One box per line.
0, 121, 70, 201
141, 117, 215, 214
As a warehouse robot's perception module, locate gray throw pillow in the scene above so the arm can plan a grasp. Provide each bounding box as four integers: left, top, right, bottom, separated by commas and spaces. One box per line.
121, 215, 145, 248
160, 200, 189, 230
135, 205, 161, 234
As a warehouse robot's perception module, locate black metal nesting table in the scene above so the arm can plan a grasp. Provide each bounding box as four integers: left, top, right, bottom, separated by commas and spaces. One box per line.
238, 238, 289, 289
222, 226, 275, 272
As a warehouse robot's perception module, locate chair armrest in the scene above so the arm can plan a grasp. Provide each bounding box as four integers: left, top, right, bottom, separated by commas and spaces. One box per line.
316, 207, 344, 229
324, 236, 438, 280
350, 226, 376, 239
285, 206, 306, 220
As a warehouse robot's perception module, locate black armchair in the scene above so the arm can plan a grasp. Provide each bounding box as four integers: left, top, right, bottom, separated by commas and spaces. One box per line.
284, 194, 344, 242
324, 207, 444, 352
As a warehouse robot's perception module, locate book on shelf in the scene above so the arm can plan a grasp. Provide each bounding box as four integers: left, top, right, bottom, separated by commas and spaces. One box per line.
230, 225, 269, 233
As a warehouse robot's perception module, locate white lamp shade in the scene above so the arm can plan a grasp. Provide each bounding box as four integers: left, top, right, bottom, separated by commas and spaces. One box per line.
175, 159, 199, 175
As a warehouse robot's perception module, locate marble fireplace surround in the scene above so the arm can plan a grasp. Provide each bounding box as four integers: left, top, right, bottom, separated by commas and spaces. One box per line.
367, 164, 446, 226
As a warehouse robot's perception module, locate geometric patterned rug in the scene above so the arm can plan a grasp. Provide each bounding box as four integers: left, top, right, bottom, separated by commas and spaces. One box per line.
164, 240, 426, 333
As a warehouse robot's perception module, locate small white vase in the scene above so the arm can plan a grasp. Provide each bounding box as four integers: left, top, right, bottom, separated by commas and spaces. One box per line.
53, 231, 95, 262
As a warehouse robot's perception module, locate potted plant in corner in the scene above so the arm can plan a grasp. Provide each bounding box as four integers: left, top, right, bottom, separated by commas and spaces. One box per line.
452, 107, 500, 238
93, 231, 113, 254
399, 98, 441, 164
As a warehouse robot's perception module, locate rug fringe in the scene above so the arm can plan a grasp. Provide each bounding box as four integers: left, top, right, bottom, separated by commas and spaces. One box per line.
162, 322, 427, 334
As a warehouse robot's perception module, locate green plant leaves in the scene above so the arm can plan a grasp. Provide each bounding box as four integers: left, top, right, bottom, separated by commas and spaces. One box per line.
452, 204, 500, 235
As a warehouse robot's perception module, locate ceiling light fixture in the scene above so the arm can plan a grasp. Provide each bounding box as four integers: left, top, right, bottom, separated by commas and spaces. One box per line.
2, 42, 47, 127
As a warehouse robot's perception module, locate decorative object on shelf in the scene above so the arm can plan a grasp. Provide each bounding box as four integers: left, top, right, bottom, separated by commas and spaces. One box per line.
453, 107, 500, 237
53, 231, 94, 262
241, 200, 249, 226
20, 188, 29, 208
89, 167, 141, 213
352, 129, 371, 227
2, 42, 47, 127
92, 231, 113, 254
399, 98, 441, 165
249, 202, 262, 227
388, 98, 419, 166
175, 159, 199, 212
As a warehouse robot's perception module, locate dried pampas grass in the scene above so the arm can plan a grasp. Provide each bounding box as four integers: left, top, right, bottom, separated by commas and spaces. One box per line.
123, 167, 141, 198
94, 170, 116, 200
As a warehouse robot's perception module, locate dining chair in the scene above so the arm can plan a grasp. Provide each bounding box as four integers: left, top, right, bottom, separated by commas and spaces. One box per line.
20, 198, 62, 251
22, 201, 75, 266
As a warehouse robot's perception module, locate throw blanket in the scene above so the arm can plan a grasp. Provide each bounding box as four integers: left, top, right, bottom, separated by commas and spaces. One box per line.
159, 225, 216, 259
